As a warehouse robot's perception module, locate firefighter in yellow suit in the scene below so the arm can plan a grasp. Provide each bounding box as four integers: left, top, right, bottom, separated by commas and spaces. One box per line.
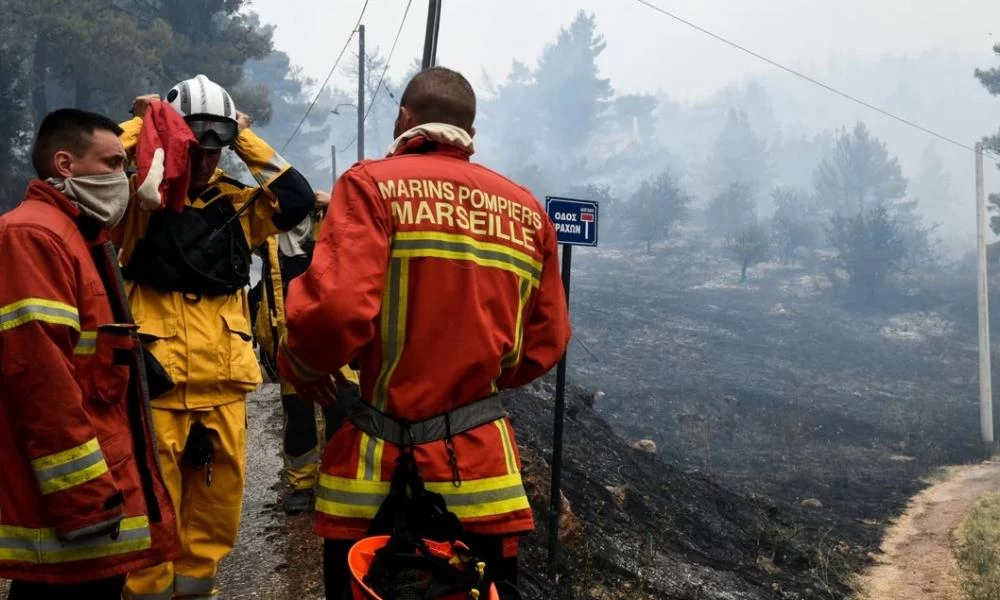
113, 75, 316, 599
253, 214, 361, 515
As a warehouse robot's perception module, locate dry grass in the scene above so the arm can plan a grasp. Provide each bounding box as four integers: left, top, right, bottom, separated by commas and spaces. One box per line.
956, 492, 1000, 600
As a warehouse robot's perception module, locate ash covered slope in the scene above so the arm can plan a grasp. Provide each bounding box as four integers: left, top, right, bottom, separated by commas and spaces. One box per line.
505, 381, 823, 600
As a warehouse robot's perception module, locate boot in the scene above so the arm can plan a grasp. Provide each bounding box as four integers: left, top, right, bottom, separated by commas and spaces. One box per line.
283, 488, 315, 515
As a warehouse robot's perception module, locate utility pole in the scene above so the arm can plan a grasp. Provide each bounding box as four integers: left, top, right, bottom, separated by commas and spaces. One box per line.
357, 24, 365, 162
977, 141, 994, 455
330, 144, 337, 186
421, 0, 442, 69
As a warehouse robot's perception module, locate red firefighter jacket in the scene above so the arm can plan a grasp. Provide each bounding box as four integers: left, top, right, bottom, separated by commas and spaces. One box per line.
279, 132, 571, 539
0, 181, 179, 583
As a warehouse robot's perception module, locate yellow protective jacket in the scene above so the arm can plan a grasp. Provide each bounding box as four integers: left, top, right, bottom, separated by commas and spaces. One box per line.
113, 117, 314, 410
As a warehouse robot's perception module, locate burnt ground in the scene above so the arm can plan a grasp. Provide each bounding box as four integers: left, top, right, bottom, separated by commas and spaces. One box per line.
555, 228, 991, 598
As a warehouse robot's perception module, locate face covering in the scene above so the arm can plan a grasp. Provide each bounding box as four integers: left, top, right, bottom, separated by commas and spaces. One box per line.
48, 172, 131, 228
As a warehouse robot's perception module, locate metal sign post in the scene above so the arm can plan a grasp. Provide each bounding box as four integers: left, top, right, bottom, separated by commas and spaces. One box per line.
544, 196, 599, 574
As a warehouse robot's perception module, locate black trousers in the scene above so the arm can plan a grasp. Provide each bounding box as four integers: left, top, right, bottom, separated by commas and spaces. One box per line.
324, 535, 518, 599
8, 575, 126, 599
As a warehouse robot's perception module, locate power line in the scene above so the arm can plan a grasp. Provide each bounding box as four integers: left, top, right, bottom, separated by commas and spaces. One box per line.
365, 0, 413, 119
632, 0, 1000, 161
280, 0, 371, 154
339, 0, 415, 159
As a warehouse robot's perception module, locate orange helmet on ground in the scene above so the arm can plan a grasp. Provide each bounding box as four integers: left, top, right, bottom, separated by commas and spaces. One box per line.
348, 535, 500, 600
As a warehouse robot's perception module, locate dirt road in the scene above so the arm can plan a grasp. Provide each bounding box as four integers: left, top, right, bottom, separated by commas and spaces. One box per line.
855, 461, 1000, 600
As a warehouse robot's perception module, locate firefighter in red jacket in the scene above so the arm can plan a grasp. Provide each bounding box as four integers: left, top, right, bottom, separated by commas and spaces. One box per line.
0, 109, 178, 598
279, 67, 571, 597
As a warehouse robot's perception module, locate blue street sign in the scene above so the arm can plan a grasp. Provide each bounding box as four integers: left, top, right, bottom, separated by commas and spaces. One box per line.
545, 196, 599, 246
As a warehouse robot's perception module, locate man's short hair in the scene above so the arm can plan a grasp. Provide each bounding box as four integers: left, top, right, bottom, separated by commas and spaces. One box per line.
399, 67, 476, 132
31, 109, 124, 178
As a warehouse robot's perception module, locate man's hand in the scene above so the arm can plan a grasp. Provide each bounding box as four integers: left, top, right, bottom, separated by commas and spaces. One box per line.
297, 374, 339, 407
236, 111, 253, 132
131, 94, 160, 118
314, 190, 331, 210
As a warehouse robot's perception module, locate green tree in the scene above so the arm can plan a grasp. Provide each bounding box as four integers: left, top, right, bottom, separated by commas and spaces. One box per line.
151, 2, 273, 119
771, 186, 819, 261
975, 47, 1000, 236
725, 222, 769, 282
827, 206, 907, 302
629, 171, 689, 254
975, 43, 1000, 152
813, 122, 907, 217
0, 7, 30, 208
708, 109, 771, 194
533, 11, 611, 154
243, 50, 342, 187
705, 181, 757, 237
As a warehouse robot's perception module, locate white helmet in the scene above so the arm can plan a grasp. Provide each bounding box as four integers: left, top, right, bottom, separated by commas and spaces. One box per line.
165, 74, 238, 148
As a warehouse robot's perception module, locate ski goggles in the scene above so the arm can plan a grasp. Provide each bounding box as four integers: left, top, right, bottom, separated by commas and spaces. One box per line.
185, 117, 239, 149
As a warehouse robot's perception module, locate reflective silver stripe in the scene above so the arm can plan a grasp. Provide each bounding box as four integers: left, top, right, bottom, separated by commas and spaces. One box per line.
74, 331, 98, 354
362, 433, 379, 481
0, 521, 151, 562
175, 574, 216, 595
284, 447, 320, 469
315, 486, 383, 506
0, 303, 80, 330
34, 446, 106, 482
436, 483, 528, 507
315, 481, 526, 507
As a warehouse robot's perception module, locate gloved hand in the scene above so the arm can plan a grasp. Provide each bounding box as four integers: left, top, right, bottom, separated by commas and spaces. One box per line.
131, 94, 161, 118
298, 374, 339, 407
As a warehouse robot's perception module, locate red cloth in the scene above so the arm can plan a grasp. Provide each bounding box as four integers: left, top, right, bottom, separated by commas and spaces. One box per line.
135, 101, 197, 212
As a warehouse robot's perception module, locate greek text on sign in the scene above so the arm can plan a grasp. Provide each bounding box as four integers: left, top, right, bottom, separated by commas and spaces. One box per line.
545, 196, 599, 246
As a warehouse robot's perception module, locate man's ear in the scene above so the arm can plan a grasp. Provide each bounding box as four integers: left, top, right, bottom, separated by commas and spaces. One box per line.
52, 150, 75, 179
469, 126, 476, 139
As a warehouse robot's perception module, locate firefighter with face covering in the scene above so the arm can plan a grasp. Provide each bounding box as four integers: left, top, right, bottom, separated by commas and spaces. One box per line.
279, 67, 571, 599
0, 109, 179, 599
112, 74, 317, 599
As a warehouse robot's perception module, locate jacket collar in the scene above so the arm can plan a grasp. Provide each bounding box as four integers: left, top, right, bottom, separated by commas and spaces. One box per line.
386, 123, 475, 160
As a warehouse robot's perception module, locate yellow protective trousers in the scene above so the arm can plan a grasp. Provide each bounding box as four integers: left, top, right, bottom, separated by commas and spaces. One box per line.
124, 401, 247, 599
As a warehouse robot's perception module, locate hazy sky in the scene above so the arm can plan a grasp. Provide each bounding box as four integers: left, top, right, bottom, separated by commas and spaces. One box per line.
254, 0, 1000, 102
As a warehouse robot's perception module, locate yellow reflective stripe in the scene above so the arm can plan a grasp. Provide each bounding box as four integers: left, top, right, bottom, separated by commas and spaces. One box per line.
372, 438, 384, 482
316, 472, 530, 520
391, 236, 543, 288
0, 516, 151, 564
0, 298, 80, 333
32, 438, 109, 495
31, 438, 101, 471
74, 331, 98, 355
372, 258, 410, 412
395, 231, 542, 274
355, 433, 386, 483
494, 419, 518, 475
501, 278, 532, 369
37, 459, 108, 495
